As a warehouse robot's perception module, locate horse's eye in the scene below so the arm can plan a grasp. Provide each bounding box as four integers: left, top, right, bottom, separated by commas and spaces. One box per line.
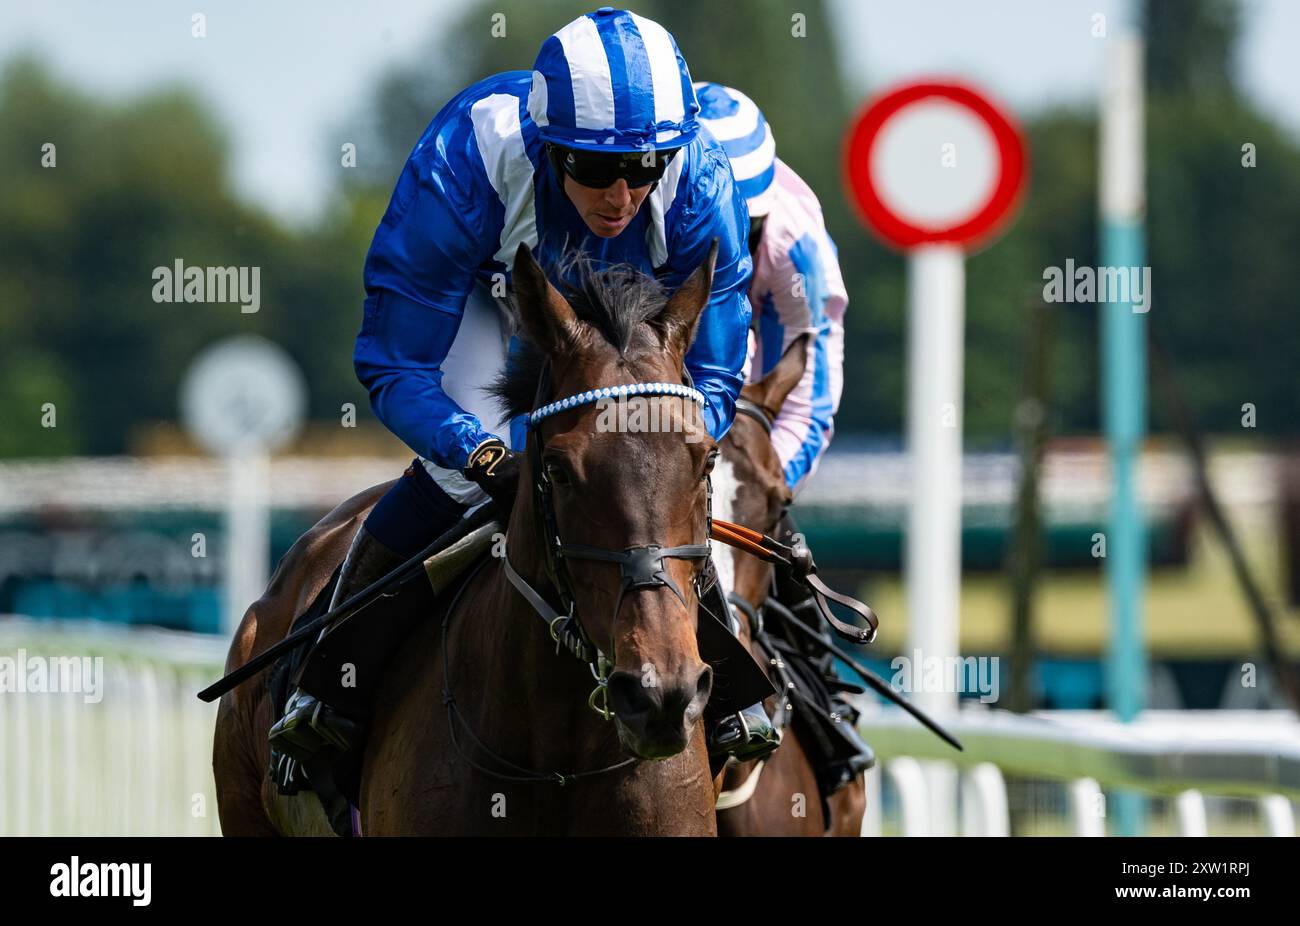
544, 461, 571, 486
702, 450, 719, 480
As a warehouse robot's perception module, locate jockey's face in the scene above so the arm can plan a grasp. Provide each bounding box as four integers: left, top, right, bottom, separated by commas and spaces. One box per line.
564, 175, 652, 238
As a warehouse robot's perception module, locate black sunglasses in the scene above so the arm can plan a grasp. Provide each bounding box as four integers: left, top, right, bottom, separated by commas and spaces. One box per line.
547, 143, 678, 189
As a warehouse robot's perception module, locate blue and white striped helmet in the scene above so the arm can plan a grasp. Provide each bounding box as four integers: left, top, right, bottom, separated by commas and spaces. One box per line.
528, 8, 700, 153
693, 82, 777, 217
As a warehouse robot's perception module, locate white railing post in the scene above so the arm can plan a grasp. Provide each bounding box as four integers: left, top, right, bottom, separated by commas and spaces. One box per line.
887, 757, 931, 836
960, 762, 1010, 836
1175, 790, 1207, 836
1258, 794, 1294, 837
1069, 778, 1106, 836
862, 764, 883, 837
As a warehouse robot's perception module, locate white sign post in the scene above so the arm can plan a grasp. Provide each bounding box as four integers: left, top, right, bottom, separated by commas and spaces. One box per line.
181, 336, 306, 635
845, 82, 1026, 834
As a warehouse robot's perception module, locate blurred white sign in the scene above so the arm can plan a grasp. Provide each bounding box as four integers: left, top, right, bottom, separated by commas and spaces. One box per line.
180, 336, 306, 457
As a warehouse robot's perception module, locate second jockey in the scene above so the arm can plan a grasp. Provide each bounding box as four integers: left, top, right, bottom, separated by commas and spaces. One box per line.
694, 81, 846, 496
269, 9, 781, 775
695, 82, 875, 791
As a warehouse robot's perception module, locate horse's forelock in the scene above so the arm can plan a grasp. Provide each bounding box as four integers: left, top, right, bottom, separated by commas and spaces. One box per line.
491, 254, 673, 419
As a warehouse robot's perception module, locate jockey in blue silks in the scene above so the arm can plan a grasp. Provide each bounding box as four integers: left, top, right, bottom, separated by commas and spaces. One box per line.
270, 8, 779, 773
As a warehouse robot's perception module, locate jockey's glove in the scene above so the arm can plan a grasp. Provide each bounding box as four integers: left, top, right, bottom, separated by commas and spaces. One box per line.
463, 437, 521, 521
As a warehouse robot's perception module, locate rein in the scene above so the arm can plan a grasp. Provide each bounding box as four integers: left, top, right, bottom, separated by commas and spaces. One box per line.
733, 396, 774, 435
709, 518, 878, 645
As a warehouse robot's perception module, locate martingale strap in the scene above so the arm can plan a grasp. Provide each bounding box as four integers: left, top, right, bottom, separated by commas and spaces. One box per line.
501, 556, 593, 663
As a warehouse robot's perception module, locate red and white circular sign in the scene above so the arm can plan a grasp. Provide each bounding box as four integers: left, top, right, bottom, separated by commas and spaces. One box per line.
843, 81, 1026, 252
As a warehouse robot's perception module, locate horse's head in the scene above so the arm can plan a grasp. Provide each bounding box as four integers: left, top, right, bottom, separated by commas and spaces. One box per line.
712, 335, 809, 645
503, 243, 719, 759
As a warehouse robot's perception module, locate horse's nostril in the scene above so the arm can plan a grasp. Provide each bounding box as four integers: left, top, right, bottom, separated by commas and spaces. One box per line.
694, 664, 713, 701
609, 664, 712, 758
687, 664, 713, 723
606, 670, 660, 719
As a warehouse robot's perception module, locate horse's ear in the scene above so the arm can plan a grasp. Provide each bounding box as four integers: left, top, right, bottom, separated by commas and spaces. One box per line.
658, 238, 718, 357
512, 242, 578, 353
743, 332, 810, 419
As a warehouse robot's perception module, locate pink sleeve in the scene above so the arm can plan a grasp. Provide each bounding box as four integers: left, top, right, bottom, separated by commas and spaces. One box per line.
750, 199, 848, 491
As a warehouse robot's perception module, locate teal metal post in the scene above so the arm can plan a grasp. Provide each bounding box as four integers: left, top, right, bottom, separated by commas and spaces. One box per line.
1100, 32, 1148, 835
1102, 220, 1147, 722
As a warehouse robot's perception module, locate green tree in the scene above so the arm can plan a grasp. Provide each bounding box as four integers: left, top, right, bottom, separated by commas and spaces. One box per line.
3, 0, 1296, 459
0, 55, 377, 456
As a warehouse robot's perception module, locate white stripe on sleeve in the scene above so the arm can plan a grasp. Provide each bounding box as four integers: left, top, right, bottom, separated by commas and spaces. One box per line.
469, 93, 539, 265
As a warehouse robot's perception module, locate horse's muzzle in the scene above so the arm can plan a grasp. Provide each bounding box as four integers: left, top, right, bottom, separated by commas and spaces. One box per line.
606, 664, 712, 759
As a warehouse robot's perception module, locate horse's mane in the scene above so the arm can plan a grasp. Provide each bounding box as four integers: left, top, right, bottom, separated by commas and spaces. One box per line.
490, 252, 669, 420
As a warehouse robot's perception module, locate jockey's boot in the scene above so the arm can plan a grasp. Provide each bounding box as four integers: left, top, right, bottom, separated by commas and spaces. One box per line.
709, 701, 782, 762
267, 525, 407, 764
700, 570, 781, 763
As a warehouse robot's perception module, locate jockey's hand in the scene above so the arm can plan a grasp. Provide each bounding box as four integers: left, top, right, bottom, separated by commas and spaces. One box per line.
463, 438, 522, 521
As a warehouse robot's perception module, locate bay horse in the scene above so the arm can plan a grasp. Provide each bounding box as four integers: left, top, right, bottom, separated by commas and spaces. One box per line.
712, 335, 868, 837
214, 244, 731, 835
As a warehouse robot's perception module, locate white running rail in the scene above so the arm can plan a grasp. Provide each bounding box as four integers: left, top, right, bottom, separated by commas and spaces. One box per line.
858, 706, 1300, 836
0, 618, 227, 836
4, 617, 1296, 837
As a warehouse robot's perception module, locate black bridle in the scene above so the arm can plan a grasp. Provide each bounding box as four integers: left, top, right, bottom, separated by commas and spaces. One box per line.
441, 362, 718, 784
502, 363, 716, 690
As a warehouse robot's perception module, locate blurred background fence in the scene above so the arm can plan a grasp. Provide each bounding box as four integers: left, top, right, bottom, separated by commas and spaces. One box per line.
0, 619, 223, 836
858, 706, 1300, 836
5, 611, 1295, 837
